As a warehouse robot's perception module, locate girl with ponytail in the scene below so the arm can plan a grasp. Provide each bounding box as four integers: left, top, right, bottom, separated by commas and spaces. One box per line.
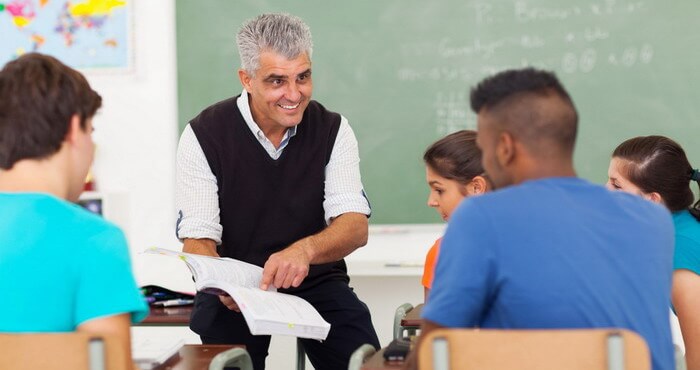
607, 135, 700, 370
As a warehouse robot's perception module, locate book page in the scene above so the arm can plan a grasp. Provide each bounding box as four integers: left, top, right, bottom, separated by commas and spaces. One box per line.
144, 247, 269, 290
202, 281, 330, 340
143, 248, 329, 340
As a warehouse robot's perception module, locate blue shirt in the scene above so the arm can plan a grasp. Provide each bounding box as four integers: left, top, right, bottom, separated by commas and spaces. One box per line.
673, 210, 700, 274
423, 177, 675, 370
0, 193, 148, 332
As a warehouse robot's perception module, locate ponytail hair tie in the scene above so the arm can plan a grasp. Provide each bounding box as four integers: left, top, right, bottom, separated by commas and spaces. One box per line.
692, 169, 700, 182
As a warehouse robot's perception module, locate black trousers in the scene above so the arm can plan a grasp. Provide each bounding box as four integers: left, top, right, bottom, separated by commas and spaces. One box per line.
191, 278, 380, 370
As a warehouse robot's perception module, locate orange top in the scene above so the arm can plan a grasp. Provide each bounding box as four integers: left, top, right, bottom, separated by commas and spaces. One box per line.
421, 238, 442, 289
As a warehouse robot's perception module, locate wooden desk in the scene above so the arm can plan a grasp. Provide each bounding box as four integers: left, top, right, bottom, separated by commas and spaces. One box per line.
400, 303, 423, 329
360, 349, 405, 370
140, 305, 193, 326
154, 344, 243, 370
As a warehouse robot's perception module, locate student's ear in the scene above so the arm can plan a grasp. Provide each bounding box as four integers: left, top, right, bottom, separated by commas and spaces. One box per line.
65, 114, 82, 145
468, 175, 489, 195
238, 68, 252, 93
496, 131, 515, 167
645, 192, 663, 205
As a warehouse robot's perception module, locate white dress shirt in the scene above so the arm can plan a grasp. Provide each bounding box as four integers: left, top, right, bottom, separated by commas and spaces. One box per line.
176, 91, 371, 244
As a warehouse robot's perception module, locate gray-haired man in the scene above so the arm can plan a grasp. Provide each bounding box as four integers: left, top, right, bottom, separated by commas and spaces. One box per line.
175, 13, 380, 370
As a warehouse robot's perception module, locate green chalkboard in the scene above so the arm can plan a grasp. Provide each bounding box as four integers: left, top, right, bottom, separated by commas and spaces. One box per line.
176, 0, 700, 224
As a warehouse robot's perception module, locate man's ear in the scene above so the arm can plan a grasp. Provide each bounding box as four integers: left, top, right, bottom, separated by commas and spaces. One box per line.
65, 114, 82, 145
238, 68, 252, 93
496, 131, 515, 167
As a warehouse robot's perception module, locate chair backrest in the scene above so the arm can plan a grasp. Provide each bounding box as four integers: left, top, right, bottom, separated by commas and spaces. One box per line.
208, 347, 253, 370
418, 328, 651, 370
0, 332, 129, 370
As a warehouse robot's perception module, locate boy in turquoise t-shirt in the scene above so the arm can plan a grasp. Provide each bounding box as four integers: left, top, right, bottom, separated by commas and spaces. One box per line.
0, 53, 148, 364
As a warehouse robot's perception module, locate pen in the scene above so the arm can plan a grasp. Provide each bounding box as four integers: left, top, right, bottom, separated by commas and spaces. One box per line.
153, 298, 194, 307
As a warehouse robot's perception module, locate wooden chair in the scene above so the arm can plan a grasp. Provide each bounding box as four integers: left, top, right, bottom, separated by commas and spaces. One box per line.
418, 328, 651, 370
0, 332, 129, 370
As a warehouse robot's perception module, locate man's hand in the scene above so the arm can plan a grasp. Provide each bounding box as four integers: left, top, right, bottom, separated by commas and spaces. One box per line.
219, 294, 241, 312
260, 240, 313, 290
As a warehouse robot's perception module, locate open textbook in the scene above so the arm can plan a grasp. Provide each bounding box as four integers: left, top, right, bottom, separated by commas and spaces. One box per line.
144, 247, 330, 340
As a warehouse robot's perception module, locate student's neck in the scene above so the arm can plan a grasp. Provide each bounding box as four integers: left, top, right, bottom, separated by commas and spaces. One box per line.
0, 158, 70, 199
514, 160, 577, 184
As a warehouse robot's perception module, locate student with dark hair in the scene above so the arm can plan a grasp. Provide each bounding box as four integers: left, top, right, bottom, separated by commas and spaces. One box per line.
607, 135, 700, 370
421, 130, 490, 300
0, 53, 148, 367
406, 68, 675, 370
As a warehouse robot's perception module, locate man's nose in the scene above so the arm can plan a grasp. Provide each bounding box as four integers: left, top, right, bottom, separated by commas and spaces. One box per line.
284, 81, 301, 102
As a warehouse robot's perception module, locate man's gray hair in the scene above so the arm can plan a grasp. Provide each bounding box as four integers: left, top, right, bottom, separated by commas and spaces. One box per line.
236, 13, 313, 75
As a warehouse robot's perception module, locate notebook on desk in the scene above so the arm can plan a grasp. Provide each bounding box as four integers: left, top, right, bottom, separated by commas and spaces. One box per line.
132, 333, 184, 369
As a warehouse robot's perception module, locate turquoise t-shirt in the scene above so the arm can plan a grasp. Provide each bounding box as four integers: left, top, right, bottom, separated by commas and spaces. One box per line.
673, 210, 700, 274
0, 193, 148, 332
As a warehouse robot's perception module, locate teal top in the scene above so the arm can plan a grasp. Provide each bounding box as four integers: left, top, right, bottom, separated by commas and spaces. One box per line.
672, 210, 700, 274
0, 193, 148, 332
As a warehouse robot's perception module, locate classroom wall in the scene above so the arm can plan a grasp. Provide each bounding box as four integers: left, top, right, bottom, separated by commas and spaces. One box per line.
82, 0, 184, 286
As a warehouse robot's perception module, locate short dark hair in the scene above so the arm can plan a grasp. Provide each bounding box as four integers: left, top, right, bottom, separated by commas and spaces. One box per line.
0, 53, 101, 169
424, 130, 484, 185
613, 135, 700, 221
470, 67, 578, 156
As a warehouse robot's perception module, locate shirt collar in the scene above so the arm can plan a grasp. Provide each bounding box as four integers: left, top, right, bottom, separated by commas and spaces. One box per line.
237, 90, 298, 141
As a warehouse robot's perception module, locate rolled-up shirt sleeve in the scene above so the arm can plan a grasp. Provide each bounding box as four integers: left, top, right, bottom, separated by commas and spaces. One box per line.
323, 117, 372, 224
175, 124, 223, 244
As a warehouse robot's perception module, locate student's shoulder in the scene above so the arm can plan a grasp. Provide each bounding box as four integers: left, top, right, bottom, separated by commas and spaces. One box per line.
674, 211, 700, 245
46, 197, 126, 243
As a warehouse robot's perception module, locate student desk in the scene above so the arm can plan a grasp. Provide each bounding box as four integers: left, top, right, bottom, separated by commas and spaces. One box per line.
140, 305, 193, 326
137, 308, 247, 369
360, 349, 405, 370
154, 344, 243, 370
139, 305, 307, 370
400, 304, 423, 329
396, 303, 423, 339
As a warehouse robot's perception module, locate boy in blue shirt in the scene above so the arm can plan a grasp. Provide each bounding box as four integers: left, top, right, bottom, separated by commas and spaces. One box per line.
407, 68, 675, 370
0, 53, 148, 366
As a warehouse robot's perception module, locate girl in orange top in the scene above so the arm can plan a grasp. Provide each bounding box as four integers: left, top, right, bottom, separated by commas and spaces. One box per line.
422, 130, 490, 301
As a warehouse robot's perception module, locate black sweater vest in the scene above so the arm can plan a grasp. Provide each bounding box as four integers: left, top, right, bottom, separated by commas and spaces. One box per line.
190, 96, 348, 290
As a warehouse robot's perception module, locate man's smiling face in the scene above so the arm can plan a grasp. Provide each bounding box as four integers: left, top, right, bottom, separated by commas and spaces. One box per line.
239, 50, 313, 133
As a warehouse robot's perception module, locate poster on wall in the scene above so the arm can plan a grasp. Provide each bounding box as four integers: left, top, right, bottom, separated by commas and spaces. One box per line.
0, 0, 132, 72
